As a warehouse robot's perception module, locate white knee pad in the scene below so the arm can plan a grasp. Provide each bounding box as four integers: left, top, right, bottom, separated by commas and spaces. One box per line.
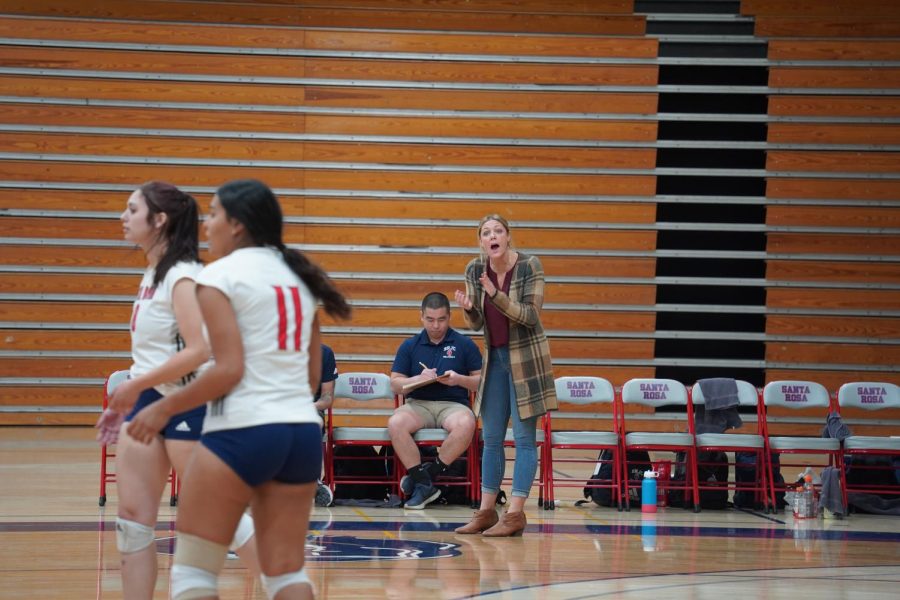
262, 567, 313, 599
229, 512, 255, 552
115, 518, 155, 554
171, 532, 228, 600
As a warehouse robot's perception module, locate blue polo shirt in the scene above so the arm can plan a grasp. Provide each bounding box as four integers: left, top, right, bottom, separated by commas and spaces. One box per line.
315, 343, 337, 400
391, 328, 482, 405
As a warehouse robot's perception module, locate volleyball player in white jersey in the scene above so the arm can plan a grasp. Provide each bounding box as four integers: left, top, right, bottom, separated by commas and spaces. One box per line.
94, 181, 258, 600
128, 178, 351, 600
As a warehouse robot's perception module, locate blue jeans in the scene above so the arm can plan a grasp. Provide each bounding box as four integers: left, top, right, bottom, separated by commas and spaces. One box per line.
480, 346, 538, 498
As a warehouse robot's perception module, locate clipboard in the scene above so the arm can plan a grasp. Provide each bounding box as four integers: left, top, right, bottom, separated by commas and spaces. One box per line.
401, 372, 450, 396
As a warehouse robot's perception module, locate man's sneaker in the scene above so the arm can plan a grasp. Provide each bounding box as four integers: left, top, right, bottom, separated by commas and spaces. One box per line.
315, 482, 334, 507
400, 474, 415, 496
405, 483, 440, 510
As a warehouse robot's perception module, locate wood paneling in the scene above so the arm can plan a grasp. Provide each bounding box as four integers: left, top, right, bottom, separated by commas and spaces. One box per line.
767, 151, 900, 173
2, 217, 658, 249
0, 160, 656, 195
0, 189, 658, 225
0, 0, 646, 35
743, 0, 900, 17
766, 342, 900, 366
766, 315, 900, 339
0, 131, 657, 169
0, 16, 653, 56
0, 301, 132, 323
766, 233, 900, 256
755, 17, 900, 38
766, 206, 900, 228
0, 46, 658, 87
767, 123, 900, 145
0, 103, 658, 141
766, 260, 900, 284
0, 75, 658, 113
766, 178, 900, 201
769, 68, 900, 89
0, 244, 658, 279
767, 288, 900, 311
0, 273, 657, 305
768, 40, 900, 60
768, 96, 900, 118
0, 329, 130, 351
0, 357, 128, 379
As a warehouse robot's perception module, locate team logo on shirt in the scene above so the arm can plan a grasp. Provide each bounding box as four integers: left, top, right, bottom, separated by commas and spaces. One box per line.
155, 534, 460, 562
442, 345, 457, 359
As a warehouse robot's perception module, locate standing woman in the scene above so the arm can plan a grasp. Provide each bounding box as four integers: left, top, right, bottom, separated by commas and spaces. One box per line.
95, 181, 258, 599
127, 179, 351, 600
453, 214, 557, 537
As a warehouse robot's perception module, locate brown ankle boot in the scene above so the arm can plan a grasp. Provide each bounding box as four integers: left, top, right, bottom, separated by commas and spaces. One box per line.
454, 508, 499, 534
482, 510, 526, 537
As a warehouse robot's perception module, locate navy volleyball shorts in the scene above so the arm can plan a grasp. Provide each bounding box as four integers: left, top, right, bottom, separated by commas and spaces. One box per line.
201, 423, 322, 487
125, 387, 205, 441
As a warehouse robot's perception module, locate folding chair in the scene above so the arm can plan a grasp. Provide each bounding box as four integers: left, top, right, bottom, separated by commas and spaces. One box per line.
762, 380, 841, 513
690, 380, 768, 511
620, 378, 699, 512
545, 376, 620, 510
836, 381, 900, 507
324, 372, 399, 498
99, 370, 178, 507
398, 391, 480, 507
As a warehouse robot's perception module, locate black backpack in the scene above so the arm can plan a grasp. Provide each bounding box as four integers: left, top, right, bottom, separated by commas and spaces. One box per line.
580, 449, 651, 507
332, 445, 392, 501
667, 450, 729, 509
734, 451, 787, 509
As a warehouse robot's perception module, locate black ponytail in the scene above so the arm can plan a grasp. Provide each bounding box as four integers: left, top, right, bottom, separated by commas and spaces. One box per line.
140, 181, 200, 287
216, 179, 351, 320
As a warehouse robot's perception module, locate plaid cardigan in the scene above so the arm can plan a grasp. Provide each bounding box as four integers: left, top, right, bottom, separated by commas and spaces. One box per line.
462, 252, 557, 420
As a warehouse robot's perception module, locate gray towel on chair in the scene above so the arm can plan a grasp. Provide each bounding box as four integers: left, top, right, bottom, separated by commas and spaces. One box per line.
695, 378, 743, 434
698, 378, 740, 410
822, 411, 851, 441
820, 466, 846, 516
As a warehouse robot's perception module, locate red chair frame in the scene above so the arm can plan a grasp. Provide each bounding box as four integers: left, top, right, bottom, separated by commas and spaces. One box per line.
398, 391, 480, 507
690, 380, 769, 511
324, 372, 399, 498
835, 381, 900, 509
545, 376, 620, 511
99, 370, 178, 507
762, 380, 841, 514
619, 378, 700, 512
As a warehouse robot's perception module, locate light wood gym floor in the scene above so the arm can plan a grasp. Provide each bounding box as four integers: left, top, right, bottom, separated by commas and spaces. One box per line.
1, 427, 898, 599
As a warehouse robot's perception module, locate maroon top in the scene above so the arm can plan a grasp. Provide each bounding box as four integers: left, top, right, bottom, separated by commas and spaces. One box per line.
484, 259, 513, 348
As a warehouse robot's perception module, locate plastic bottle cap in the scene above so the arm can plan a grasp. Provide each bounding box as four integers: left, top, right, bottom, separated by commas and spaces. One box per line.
804, 474, 813, 482
644, 470, 659, 478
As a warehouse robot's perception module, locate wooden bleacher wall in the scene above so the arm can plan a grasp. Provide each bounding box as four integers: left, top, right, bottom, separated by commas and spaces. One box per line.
0, 0, 897, 432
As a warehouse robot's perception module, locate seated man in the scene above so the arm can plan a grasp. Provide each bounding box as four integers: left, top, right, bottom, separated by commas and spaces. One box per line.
389, 292, 482, 509
314, 343, 338, 507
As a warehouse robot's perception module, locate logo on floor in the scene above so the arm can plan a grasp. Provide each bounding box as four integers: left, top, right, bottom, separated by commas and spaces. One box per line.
156, 535, 461, 562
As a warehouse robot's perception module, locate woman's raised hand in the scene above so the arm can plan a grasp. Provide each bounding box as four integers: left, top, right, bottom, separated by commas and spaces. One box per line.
454, 289, 472, 311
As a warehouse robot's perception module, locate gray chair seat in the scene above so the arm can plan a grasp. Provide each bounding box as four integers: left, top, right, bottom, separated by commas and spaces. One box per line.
625, 432, 693, 447
550, 431, 618, 446
695, 433, 764, 449
413, 428, 448, 443
333, 427, 392, 443
844, 436, 900, 451
768, 436, 840, 451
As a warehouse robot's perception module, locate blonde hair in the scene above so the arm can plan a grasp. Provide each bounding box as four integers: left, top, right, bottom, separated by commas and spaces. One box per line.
477, 214, 511, 238
476, 214, 513, 258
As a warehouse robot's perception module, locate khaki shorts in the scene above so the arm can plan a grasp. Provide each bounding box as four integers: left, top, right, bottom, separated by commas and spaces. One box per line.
402, 399, 473, 429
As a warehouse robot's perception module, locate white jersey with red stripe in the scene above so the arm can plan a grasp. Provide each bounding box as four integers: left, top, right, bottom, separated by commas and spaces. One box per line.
195, 246, 320, 433
130, 261, 208, 396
